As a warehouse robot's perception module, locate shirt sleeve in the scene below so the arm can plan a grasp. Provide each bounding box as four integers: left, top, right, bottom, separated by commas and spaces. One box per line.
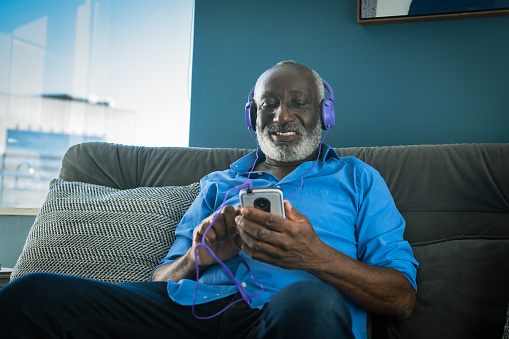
355, 166, 419, 291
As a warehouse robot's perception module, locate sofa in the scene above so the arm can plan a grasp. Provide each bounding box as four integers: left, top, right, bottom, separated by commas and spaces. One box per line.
11, 142, 509, 338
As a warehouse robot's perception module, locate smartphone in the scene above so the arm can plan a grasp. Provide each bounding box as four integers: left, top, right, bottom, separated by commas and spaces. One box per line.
239, 187, 285, 218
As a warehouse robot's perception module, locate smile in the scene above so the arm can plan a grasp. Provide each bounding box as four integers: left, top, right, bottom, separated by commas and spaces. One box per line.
271, 131, 300, 144
275, 131, 296, 136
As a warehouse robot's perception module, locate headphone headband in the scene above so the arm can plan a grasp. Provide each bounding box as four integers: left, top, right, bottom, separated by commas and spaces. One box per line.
321, 79, 334, 102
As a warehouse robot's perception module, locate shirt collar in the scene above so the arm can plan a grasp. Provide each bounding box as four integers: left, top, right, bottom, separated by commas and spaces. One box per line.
230, 143, 339, 174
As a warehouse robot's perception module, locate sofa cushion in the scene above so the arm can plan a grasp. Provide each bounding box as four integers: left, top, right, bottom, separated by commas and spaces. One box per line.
372, 237, 509, 339
11, 179, 200, 283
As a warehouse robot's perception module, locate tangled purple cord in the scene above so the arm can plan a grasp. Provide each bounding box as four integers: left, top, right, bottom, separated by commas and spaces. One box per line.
192, 128, 328, 319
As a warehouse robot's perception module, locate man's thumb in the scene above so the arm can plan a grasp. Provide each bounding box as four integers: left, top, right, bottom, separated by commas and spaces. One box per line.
284, 200, 306, 222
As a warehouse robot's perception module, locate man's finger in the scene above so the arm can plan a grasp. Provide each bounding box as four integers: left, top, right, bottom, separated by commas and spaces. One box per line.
283, 200, 309, 223
241, 206, 285, 232
221, 205, 238, 240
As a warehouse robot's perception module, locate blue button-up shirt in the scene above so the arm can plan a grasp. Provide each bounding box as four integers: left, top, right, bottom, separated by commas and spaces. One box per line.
157, 144, 418, 339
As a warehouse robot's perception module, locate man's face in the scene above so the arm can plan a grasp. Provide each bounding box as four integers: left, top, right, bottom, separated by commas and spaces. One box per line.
255, 66, 322, 163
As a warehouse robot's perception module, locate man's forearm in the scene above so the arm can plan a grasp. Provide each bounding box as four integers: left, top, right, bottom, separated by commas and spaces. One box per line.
305, 243, 416, 319
151, 249, 201, 282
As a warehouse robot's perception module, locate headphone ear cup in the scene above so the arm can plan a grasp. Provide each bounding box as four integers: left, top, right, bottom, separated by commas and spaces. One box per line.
250, 103, 257, 131
245, 86, 257, 130
245, 100, 254, 130
320, 79, 336, 130
245, 100, 257, 131
321, 99, 335, 130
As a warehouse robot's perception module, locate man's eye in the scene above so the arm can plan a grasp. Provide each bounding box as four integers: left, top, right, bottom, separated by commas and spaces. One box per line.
261, 102, 277, 109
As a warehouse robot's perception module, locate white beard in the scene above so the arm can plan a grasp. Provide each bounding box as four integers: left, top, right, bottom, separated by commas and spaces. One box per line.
257, 121, 322, 163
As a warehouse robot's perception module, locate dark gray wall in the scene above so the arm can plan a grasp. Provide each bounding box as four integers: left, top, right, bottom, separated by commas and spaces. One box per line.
189, 0, 509, 148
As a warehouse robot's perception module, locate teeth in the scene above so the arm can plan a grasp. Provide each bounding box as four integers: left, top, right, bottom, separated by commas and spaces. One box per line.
276, 132, 296, 136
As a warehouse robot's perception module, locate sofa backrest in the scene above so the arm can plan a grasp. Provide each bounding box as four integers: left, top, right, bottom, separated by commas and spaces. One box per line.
60, 142, 509, 244
60, 142, 252, 188
336, 144, 509, 243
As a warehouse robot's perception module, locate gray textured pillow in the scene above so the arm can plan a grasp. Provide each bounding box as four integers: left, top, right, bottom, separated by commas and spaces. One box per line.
11, 179, 200, 283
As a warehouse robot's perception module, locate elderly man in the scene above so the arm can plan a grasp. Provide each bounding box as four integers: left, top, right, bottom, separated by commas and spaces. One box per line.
0, 61, 417, 339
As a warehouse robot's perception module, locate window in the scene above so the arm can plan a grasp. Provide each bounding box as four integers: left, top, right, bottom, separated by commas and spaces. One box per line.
0, 0, 194, 208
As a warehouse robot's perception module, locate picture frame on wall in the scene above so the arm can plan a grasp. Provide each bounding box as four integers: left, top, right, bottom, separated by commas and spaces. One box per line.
358, 0, 509, 25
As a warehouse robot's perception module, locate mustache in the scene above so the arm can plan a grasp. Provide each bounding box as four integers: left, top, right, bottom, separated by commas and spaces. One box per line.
264, 123, 305, 135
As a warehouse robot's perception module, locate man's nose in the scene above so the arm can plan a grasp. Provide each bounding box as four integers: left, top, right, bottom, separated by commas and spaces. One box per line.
273, 104, 295, 124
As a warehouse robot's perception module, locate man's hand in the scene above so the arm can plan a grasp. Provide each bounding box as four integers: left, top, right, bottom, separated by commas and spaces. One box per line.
192, 205, 242, 268
151, 205, 241, 283
235, 200, 326, 271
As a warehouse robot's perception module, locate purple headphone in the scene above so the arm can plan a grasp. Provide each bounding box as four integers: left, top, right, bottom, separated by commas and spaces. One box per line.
244, 78, 336, 131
